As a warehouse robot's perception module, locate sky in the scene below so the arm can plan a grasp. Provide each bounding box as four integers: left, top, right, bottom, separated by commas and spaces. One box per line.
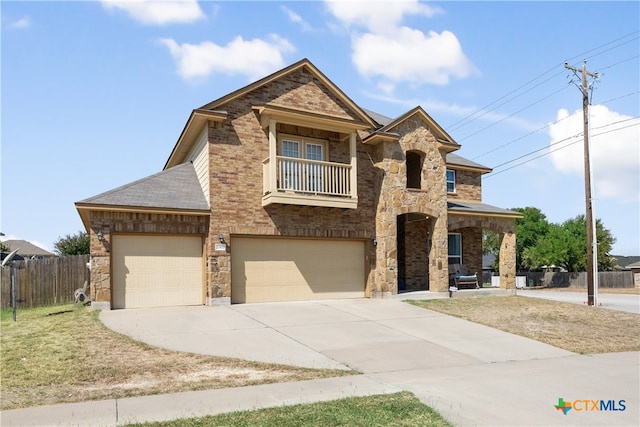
1, 0, 639, 258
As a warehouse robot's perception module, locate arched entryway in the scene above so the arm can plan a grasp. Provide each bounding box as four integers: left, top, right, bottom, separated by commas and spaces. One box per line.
397, 212, 432, 292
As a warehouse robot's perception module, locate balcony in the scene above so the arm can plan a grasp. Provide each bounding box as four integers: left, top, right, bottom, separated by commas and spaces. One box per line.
263, 156, 358, 209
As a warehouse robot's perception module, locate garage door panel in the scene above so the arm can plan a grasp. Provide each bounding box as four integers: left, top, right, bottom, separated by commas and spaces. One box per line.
232, 237, 364, 303
112, 235, 203, 309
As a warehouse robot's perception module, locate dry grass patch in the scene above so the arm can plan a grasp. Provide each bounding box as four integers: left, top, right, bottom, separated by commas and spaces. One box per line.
0, 305, 352, 410
408, 296, 640, 354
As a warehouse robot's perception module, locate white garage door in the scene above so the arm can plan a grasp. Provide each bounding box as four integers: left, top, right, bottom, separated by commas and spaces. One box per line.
231, 237, 365, 303
112, 235, 203, 309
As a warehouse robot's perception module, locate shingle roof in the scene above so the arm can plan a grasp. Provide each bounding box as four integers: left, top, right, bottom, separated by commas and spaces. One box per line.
446, 153, 491, 172
2, 240, 53, 257
448, 201, 522, 217
76, 162, 209, 211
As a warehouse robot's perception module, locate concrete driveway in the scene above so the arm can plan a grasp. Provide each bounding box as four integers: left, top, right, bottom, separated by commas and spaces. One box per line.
100, 298, 640, 426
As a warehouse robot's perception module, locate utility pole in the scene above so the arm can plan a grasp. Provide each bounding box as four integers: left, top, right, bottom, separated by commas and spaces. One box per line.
564, 60, 599, 306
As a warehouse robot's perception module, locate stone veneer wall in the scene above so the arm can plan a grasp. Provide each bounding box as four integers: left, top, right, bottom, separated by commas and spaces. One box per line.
372, 114, 450, 295
88, 211, 210, 308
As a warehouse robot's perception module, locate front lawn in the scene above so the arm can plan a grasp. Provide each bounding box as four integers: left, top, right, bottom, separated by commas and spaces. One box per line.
408, 295, 640, 354
0, 305, 352, 410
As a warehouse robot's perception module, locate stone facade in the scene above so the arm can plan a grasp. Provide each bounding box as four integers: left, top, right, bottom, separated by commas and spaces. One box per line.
80, 60, 519, 308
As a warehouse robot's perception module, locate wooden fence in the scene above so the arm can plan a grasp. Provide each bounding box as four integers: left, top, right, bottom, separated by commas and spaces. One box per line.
482, 271, 634, 288
1, 255, 90, 310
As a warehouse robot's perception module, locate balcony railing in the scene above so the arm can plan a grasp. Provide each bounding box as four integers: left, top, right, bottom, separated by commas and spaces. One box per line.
263, 156, 357, 208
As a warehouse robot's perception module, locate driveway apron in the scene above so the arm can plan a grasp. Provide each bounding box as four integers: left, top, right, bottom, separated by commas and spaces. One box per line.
96, 298, 639, 426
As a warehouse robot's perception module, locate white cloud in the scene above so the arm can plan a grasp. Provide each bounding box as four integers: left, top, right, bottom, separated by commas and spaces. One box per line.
281, 5, 315, 32
101, 0, 205, 25
324, 0, 474, 90
160, 35, 295, 82
7, 16, 31, 30
325, 0, 442, 32
353, 28, 476, 87
548, 105, 640, 201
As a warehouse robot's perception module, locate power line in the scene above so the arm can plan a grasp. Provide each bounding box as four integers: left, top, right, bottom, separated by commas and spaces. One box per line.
456, 85, 570, 143
472, 92, 639, 161
446, 31, 639, 134
485, 121, 639, 178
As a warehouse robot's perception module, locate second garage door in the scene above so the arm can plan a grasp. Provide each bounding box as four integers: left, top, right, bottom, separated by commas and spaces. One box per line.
231, 237, 365, 303
112, 235, 203, 309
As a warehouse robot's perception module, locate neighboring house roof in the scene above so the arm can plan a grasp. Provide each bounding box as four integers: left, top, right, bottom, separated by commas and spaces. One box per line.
624, 260, 640, 270
75, 163, 210, 229
613, 255, 640, 269
2, 240, 53, 257
448, 201, 522, 218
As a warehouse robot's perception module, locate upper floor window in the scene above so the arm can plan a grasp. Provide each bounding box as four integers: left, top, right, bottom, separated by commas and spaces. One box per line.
406, 151, 423, 189
446, 169, 456, 193
279, 135, 327, 161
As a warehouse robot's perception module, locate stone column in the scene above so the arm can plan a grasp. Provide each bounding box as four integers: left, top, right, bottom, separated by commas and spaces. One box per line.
90, 227, 111, 310
429, 215, 449, 292
499, 230, 516, 289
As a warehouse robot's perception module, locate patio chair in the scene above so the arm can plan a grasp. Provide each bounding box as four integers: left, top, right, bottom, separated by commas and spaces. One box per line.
449, 264, 479, 289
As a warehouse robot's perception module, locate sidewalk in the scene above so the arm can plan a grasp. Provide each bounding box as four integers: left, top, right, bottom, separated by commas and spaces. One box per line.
1, 376, 400, 426
2, 298, 638, 426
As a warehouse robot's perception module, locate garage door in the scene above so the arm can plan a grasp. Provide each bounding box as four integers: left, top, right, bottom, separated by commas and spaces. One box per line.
231, 237, 365, 303
112, 235, 203, 309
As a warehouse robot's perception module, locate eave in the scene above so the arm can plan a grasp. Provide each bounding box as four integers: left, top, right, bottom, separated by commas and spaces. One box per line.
253, 104, 371, 136
75, 203, 210, 232
164, 109, 227, 169
362, 131, 400, 145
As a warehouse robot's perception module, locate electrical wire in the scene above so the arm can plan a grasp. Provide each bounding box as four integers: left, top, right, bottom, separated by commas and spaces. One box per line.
485, 121, 640, 179
447, 31, 639, 135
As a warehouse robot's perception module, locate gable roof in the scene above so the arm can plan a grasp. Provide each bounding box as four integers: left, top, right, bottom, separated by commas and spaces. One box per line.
75, 163, 210, 230
2, 240, 53, 257
166, 58, 377, 168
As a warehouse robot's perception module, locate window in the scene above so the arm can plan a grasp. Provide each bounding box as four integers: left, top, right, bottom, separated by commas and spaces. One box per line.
446, 169, 456, 193
406, 151, 423, 189
448, 233, 462, 265
279, 136, 327, 192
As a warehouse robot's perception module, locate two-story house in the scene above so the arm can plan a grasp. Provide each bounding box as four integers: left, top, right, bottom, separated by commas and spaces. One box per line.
76, 59, 520, 310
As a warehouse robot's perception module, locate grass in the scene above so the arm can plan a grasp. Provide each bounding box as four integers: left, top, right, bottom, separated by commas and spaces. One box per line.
124, 392, 453, 427
408, 295, 640, 354
0, 304, 352, 410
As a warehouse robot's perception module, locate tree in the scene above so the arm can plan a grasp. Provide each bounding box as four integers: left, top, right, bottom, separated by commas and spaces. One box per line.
0, 241, 10, 253
54, 231, 89, 256
520, 215, 616, 272
512, 207, 550, 271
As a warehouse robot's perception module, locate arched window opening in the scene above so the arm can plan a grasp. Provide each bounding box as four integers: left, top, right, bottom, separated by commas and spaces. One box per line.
406, 151, 423, 189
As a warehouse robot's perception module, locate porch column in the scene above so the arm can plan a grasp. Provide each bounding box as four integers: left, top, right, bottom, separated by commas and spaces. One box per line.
268, 119, 277, 192
499, 230, 517, 289
349, 132, 357, 200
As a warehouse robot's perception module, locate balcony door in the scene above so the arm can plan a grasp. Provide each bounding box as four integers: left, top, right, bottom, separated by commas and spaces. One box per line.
280, 136, 326, 192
